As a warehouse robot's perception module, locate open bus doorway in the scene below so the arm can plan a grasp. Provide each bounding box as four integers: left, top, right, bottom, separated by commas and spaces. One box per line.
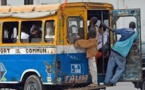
87, 10, 110, 76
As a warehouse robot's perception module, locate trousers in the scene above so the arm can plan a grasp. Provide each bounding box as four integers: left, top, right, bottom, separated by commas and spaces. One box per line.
88, 57, 98, 84
104, 51, 126, 84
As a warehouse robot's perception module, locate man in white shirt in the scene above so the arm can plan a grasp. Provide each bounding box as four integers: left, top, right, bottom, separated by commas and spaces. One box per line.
96, 25, 109, 59
21, 26, 29, 39
21, 32, 29, 39
3, 28, 9, 39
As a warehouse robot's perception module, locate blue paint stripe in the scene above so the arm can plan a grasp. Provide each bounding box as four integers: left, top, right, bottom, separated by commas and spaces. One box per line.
0, 53, 91, 83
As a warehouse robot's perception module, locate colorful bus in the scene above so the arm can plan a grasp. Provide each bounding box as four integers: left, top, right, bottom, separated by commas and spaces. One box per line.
0, 2, 142, 90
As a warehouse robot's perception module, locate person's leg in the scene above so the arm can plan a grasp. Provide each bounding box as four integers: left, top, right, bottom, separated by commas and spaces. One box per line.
88, 57, 98, 85
104, 51, 116, 84
110, 55, 126, 84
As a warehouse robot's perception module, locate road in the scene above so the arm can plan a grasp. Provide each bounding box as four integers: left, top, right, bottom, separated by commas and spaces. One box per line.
106, 82, 140, 90
0, 82, 141, 90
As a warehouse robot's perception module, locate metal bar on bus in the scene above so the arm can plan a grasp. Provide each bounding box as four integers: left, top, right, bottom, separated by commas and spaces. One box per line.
101, 10, 105, 74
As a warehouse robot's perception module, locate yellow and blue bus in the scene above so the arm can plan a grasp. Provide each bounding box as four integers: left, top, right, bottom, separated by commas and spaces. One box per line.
0, 2, 142, 90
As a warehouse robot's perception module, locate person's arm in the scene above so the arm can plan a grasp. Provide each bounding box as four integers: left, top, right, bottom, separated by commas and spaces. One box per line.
101, 23, 115, 32
95, 26, 99, 40
133, 29, 139, 42
102, 23, 126, 35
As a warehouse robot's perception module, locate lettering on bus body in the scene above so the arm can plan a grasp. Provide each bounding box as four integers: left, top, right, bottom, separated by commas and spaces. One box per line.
26, 48, 47, 54
64, 75, 88, 83
71, 64, 81, 73
0, 48, 10, 54
0, 48, 56, 54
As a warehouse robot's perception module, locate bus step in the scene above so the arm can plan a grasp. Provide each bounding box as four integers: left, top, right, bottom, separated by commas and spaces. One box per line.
65, 85, 108, 90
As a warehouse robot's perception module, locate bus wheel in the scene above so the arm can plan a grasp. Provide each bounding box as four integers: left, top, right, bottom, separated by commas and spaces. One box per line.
141, 79, 145, 90
24, 75, 42, 90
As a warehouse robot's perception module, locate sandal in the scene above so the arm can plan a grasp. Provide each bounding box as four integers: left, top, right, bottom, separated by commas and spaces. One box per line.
87, 83, 98, 87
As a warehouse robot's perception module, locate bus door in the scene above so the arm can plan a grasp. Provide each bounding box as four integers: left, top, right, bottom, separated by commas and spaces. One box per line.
87, 10, 110, 81
62, 8, 89, 84
113, 9, 142, 81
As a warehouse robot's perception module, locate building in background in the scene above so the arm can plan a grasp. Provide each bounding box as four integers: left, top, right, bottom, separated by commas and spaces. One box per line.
0, 0, 145, 41
0, 0, 132, 7
24, 0, 33, 5
1, 0, 7, 5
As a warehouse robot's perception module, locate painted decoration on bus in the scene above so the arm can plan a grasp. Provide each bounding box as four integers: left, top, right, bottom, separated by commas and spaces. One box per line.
71, 64, 81, 73
0, 47, 56, 54
45, 61, 54, 74
44, 61, 54, 83
47, 76, 52, 83
64, 75, 88, 83
0, 63, 7, 81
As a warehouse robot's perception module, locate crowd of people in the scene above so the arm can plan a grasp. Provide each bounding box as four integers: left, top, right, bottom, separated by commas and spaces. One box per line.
74, 16, 138, 87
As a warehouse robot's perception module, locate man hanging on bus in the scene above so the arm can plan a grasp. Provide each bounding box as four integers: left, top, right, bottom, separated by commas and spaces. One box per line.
102, 21, 138, 86
74, 17, 99, 87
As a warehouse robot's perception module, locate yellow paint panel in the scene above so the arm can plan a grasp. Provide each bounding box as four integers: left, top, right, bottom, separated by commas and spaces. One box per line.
0, 4, 60, 14
0, 6, 11, 13
35, 4, 60, 11
10, 5, 35, 13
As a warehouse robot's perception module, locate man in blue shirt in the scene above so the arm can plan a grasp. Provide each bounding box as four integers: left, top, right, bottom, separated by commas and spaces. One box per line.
102, 21, 138, 86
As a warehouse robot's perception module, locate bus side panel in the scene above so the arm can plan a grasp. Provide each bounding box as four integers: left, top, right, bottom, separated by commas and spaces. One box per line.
56, 45, 91, 84
0, 47, 57, 84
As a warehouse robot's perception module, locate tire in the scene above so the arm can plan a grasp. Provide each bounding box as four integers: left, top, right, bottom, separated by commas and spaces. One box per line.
24, 75, 43, 90
141, 79, 145, 90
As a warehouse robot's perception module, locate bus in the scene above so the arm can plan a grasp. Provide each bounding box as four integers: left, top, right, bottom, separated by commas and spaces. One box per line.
0, 2, 142, 90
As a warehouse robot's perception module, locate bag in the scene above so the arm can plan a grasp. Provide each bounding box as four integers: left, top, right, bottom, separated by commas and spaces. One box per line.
98, 40, 109, 52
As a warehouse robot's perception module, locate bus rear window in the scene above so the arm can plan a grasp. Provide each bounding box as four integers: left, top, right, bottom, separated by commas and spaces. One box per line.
67, 17, 84, 44
45, 20, 55, 43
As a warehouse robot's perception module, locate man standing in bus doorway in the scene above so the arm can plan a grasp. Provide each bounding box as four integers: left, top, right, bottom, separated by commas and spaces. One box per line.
74, 17, 98, 87
96, 24, 109, 61
102, 21, 138, 86
87, 17, 98, 87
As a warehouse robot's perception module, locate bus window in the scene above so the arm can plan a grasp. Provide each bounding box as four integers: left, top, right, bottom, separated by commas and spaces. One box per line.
20, 21, 42, 43
2, 22, 18, 43
67, 17, 84, 44
45, 20, 55, 42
